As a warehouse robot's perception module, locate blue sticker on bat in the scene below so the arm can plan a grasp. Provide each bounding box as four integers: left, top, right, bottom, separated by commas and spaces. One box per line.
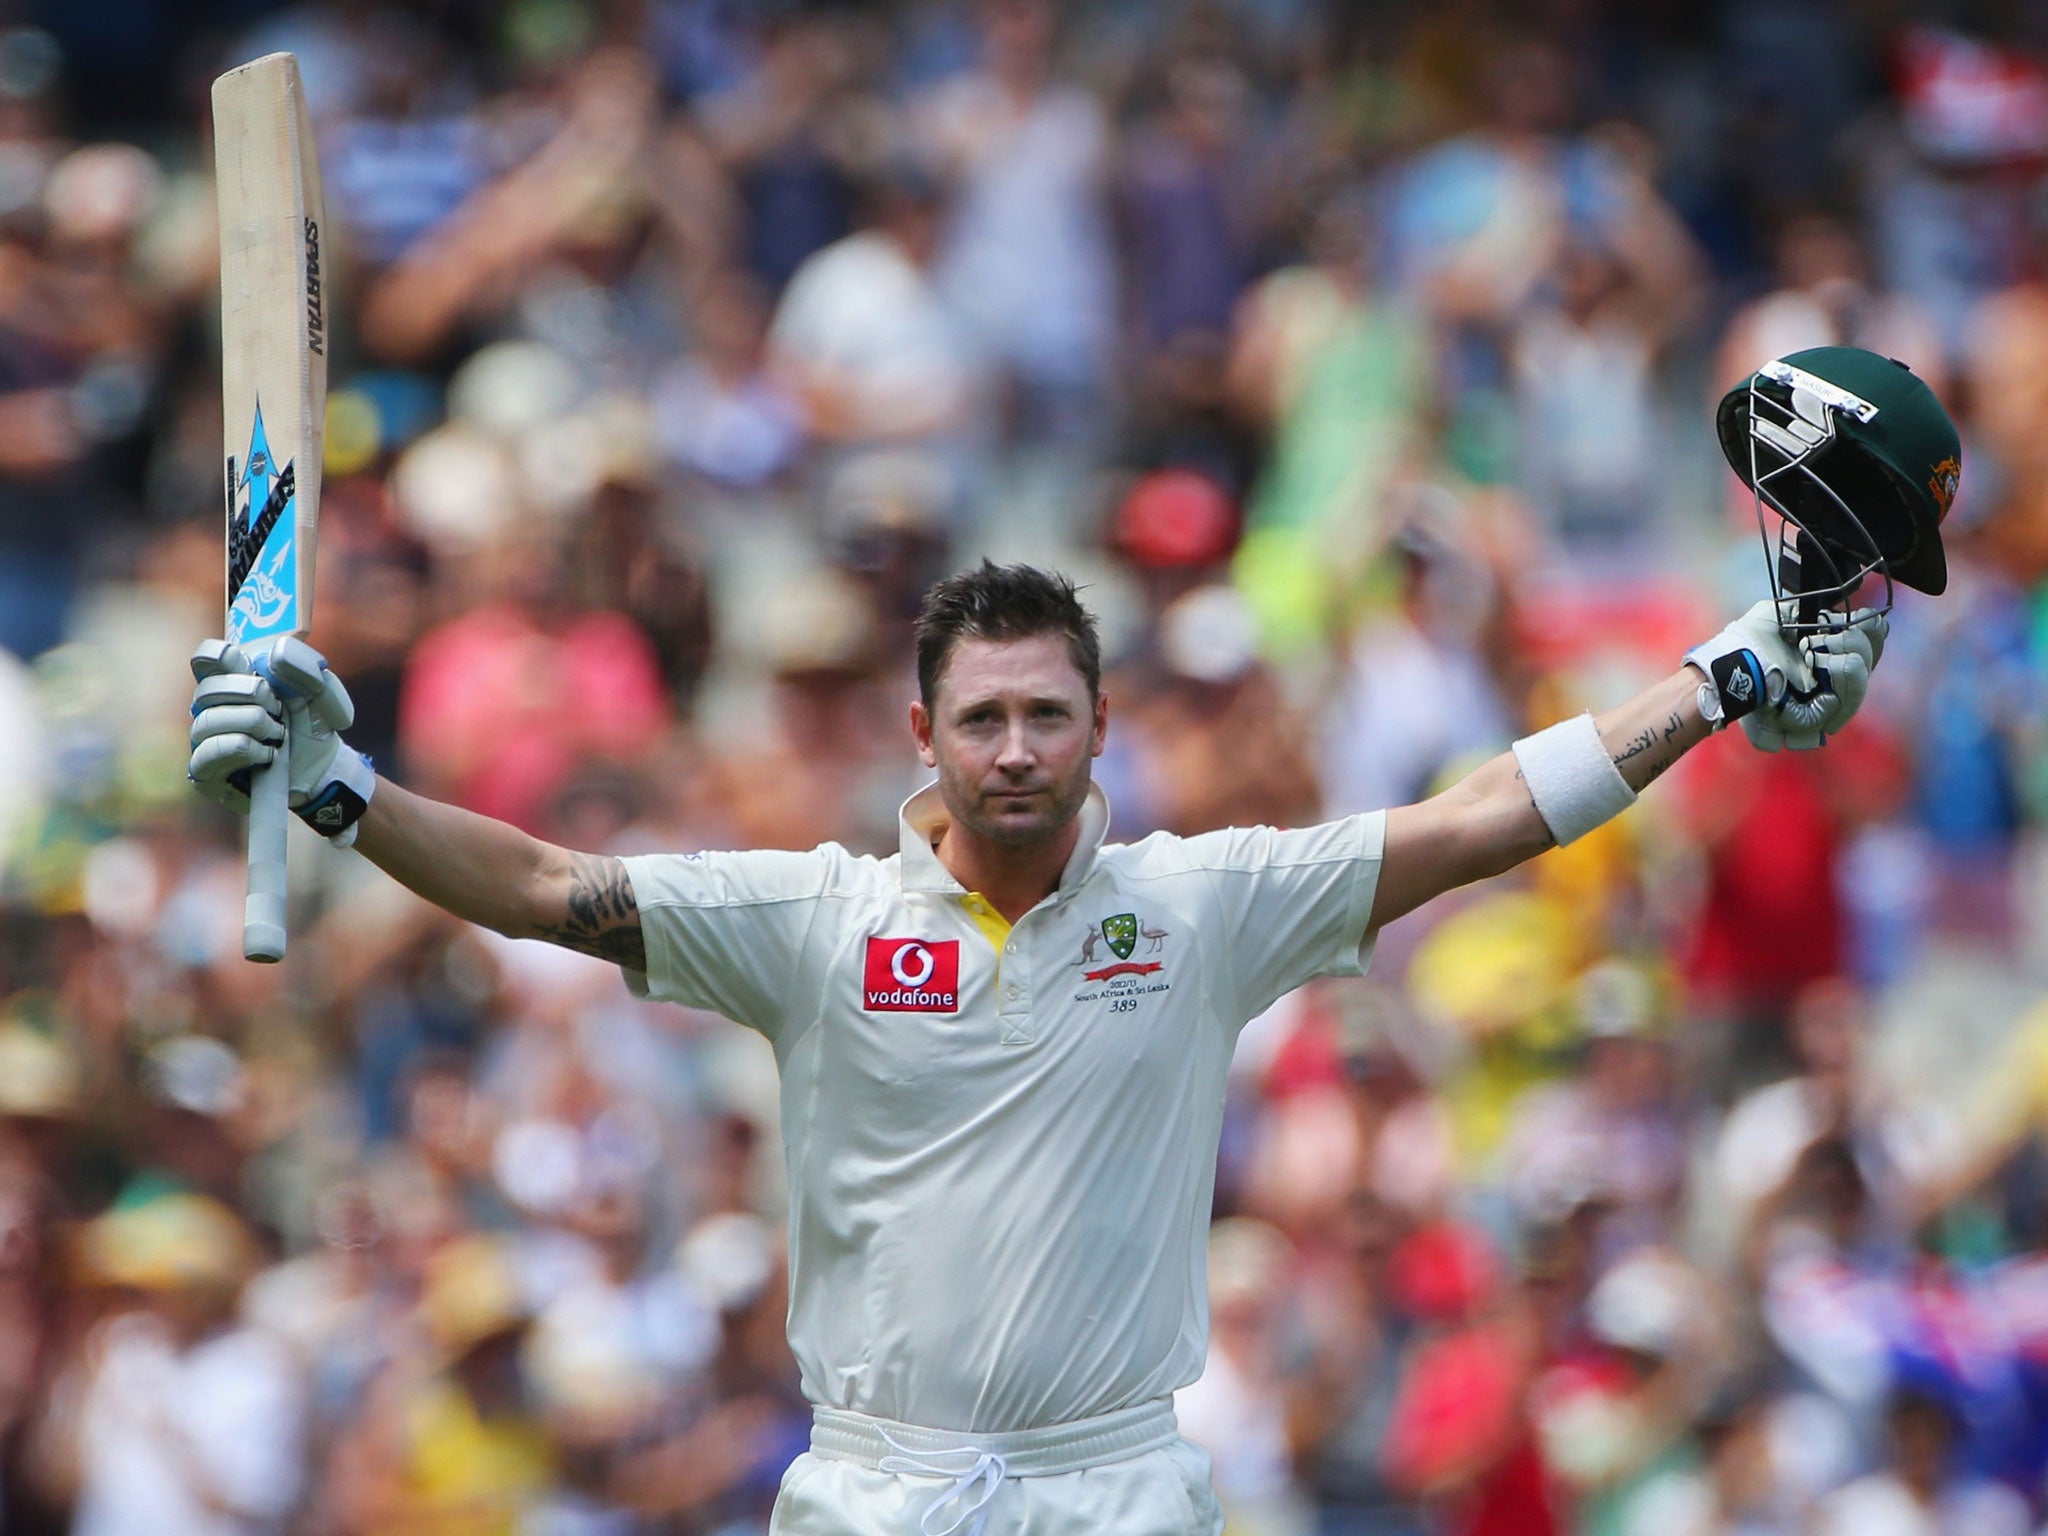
227, 402, 298, 643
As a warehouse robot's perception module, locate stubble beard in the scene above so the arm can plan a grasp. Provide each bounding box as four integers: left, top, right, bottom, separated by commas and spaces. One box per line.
944, 759, 1093, 848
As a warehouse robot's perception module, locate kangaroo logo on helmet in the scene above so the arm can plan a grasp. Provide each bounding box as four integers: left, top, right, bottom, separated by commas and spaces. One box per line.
1928, 456, 1961, 521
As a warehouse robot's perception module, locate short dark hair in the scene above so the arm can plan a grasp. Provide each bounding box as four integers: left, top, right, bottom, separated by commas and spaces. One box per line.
914, 561, 1101, 709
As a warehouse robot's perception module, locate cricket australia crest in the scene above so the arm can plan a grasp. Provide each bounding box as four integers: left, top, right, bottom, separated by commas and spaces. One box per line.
1074, 912, 1171, 1003
1101, 912, 1137, 960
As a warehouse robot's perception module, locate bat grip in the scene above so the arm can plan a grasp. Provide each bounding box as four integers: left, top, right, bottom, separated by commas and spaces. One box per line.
244, 731, 289, 962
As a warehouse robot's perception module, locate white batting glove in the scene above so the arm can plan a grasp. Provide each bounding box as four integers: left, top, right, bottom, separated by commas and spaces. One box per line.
1745, 610, 1886, 752
189, 638, 376, 843
1683, 602, 1887, 752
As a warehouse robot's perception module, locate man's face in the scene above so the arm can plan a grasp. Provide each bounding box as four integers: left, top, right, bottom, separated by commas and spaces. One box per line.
911, 632, 1106, 847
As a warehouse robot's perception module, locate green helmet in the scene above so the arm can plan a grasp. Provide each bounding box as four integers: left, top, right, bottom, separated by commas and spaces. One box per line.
1716, 346, 1960, 623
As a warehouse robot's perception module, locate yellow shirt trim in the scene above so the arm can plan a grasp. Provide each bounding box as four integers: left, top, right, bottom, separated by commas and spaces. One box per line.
958, 892, 1013, 952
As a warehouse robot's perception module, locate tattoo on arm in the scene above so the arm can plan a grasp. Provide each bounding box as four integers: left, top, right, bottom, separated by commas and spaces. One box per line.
1613, 727, 1657, 764
1612, 712, 1688, 786
531, 852, 645, 970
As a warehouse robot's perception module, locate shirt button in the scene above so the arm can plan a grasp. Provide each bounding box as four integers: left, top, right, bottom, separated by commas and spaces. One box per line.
1005, 984, 1020, 1001
1004, 941, 1017, 954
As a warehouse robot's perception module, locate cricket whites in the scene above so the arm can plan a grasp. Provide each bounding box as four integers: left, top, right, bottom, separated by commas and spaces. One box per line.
207, 52, 327, 962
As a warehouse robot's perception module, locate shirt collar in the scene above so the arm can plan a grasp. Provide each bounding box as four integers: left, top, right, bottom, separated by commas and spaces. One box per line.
897, 781, 1112, 895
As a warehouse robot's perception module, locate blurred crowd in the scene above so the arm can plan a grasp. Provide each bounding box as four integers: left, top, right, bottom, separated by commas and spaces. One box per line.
8, 0, 2048, 1533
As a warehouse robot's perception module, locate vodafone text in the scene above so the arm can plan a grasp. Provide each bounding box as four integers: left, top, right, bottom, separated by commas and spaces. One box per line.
863, 937, 962, 1013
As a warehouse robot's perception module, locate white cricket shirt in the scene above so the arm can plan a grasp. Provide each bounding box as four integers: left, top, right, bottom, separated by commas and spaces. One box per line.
623, 784, 1384, 1433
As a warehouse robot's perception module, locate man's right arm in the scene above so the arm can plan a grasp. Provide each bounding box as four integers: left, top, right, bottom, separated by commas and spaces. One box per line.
192, 641, 830, 1033
189, 640, 644, 971
349, 779, 644, 971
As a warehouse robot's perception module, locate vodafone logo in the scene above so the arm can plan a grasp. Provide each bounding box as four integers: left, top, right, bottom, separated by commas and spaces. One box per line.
892, 942, 935, 989
863, 937, 961, 1013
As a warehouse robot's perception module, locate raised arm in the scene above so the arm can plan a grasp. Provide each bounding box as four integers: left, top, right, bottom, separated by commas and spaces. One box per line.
1370, 669, 1704, 930
350, 780, 644, 970
1366, 603, 1886, 932
189, 639, 643, 970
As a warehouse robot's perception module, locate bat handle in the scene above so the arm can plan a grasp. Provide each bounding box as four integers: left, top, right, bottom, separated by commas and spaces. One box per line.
244, 728, 290, 962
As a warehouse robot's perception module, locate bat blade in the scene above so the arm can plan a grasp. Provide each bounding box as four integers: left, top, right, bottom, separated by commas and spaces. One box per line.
214, 51, 328, 963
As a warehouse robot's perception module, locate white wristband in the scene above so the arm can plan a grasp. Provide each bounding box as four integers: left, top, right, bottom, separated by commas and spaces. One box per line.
1511, 713, 1637, 846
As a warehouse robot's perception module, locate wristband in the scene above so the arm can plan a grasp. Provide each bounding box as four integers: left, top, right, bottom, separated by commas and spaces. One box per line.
296, 749, 375, 843
1511, 713, 1637, 847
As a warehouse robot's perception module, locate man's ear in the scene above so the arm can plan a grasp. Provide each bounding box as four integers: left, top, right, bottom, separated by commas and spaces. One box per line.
911, 700, 937, 768
1092, 690, 1109, 758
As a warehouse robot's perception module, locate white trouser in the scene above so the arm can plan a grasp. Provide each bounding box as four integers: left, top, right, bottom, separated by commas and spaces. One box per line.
773, 1398, 1223, 1535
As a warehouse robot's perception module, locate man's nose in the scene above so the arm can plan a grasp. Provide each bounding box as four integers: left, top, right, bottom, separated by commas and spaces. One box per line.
995, 719, 1035, 770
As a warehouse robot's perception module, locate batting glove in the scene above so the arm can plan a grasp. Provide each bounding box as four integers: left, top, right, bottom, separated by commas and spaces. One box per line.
1746, 610, 1886, 752
188, 638, 376, 843
1684, 602, 1888, 752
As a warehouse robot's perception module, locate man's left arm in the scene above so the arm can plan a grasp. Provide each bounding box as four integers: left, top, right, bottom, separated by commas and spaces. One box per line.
1368, 603, 1885, 931
1370, 670, 1703, 930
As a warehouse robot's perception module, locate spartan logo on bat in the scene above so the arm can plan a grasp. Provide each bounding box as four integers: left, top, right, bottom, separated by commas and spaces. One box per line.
304, 218, 325, 355
226, 401, 296, 637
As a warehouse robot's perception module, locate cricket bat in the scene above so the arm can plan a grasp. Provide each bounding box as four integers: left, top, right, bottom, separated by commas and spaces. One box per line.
212, 53, 327, 962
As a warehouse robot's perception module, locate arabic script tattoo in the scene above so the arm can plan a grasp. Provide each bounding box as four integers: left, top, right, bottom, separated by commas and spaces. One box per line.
1611, 711, 1687, 786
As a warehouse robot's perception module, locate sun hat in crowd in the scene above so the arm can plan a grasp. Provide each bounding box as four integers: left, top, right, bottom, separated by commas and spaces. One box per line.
74, 1190, 257, 1293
